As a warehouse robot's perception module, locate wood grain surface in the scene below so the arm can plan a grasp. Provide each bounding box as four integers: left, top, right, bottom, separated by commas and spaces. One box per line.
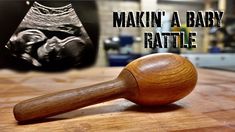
125, 53, 197, 105
0, 67, 235, 131
13, 53, 197, 122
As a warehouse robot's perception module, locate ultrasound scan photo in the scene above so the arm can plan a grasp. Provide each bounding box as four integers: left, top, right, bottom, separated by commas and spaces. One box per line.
0, 1, 98, 71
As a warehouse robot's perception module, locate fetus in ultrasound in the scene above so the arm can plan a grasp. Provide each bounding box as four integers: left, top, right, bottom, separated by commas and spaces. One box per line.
6, 29, 47, 67
6, 29, 88, 68
4, 2, 94, 70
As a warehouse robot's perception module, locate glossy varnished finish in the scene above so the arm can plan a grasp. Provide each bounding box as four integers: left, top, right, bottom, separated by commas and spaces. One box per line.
0, 67, 235, 131
13, 53, 197, 122
125, 53, 198, 105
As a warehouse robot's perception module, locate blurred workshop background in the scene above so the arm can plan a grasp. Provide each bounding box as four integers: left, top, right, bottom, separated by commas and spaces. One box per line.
95, 0, 235, 71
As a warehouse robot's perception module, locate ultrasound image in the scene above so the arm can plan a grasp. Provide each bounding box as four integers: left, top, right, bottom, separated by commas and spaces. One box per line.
5, 2, 94, 70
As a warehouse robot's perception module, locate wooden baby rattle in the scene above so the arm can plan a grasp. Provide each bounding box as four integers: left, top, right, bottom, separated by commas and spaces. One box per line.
13, 53, 197, 122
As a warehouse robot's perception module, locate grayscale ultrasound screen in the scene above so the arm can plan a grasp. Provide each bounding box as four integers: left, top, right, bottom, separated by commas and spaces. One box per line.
0, 0, 99, 71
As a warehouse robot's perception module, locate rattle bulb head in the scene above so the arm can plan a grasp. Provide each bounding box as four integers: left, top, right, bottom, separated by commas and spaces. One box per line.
124, 53, 197, 105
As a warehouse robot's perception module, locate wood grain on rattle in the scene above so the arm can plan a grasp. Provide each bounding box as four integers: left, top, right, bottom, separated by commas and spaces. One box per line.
13, 53, 197, 122
13, 69, 137, 122
126, 53, 197, 105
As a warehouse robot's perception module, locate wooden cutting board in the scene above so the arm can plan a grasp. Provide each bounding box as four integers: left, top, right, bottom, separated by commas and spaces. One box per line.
0, 67, 235, 131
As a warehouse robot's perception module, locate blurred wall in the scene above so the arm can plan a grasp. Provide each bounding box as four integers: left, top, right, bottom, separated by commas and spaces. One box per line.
96, 0, 141, 66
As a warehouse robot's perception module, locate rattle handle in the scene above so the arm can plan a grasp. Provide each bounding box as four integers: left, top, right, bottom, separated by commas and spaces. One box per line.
13, 79, 126, 122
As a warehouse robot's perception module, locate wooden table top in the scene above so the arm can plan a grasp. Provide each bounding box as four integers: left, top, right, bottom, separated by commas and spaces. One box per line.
0, 67, 235, 131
